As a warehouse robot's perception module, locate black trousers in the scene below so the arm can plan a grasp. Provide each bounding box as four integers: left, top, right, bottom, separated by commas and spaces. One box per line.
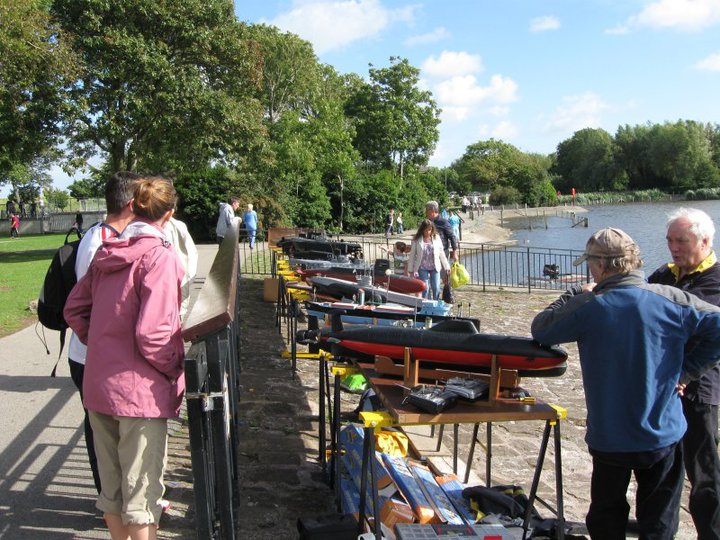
69, 359, 101, 493
586, 443, 683, 540
682, 397, 720, 540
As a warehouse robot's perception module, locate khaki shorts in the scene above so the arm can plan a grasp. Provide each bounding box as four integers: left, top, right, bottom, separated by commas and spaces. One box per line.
89, 412, 168, 525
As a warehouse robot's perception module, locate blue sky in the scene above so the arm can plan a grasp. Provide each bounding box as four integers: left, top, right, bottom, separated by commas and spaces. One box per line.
237, 0, 720, 166
23, 0, 720, 196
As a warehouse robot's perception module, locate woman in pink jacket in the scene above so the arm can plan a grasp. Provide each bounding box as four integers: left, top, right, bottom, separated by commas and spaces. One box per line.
405, 219, 450, 300
65, 176, 184, 540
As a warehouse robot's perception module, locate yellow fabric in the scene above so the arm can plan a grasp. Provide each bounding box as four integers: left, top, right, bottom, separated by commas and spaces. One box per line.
374, 430, 408, 457
668, 251, 717, 281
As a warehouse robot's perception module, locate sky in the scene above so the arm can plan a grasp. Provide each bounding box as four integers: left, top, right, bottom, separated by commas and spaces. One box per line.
19, 0, 720, 196
236, 0, 720, 165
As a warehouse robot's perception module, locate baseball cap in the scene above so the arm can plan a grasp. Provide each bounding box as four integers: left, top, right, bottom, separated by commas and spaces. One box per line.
573, 227, 637, 266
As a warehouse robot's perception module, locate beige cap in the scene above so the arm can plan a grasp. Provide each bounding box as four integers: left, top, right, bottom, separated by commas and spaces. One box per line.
573, 227, 637, 266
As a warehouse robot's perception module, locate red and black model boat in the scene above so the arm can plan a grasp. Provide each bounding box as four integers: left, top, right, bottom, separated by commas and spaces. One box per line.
299, 318, 568, 377
297, 259, 426, 295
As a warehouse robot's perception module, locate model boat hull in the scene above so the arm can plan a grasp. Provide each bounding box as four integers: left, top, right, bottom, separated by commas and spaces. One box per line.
315, 321, 567, 373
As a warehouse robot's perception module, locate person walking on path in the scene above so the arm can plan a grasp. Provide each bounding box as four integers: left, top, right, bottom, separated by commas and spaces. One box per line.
647, 208, 720, 540
242, 203, 258, 249
64, 177, 185, 540
425, 201, 459, 263
68, 171, 140, 494
216, 196, 239, 245
532, 227, 720, 540
396, 211, 404, 234
10, 213, 20, 238
385, 208, 395, 237
405, 219, 450, 300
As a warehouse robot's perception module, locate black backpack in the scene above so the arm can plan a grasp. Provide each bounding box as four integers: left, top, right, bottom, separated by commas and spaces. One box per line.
37, 228, 83, 376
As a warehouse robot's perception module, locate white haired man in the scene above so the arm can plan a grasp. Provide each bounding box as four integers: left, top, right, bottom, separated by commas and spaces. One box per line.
648, 208, 720, 540
532, 227, 720, 539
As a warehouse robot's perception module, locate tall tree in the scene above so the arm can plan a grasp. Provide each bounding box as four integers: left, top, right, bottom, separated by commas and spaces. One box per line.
346, 57, 441, 178
0, 0, 78, 186
52, 0, 266, 174
245, 24, 321, 125
553, 128, 623, 192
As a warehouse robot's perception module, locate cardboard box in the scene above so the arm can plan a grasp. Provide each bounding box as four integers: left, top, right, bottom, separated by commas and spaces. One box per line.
263, 278, 279, 302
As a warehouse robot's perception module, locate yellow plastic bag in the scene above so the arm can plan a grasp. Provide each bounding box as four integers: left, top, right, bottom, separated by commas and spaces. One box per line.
450, 262, 470, 288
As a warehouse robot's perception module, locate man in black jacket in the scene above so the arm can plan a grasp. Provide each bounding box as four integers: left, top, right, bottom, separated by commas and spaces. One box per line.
648, 207, 720, 540
425, 200, 459, 263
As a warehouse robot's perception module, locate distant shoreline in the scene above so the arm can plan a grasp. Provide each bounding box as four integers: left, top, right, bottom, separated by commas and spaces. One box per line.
460, 205, 588, 245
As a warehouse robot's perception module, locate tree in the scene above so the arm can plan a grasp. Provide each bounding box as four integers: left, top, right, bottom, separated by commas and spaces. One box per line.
68, 172, 106, 199
52, 0, 267, 174
553, 128, 622, 192
0, 0, 78, 185
44, 186, 70, 211
646, 121, 718, 190
245, 24, 321, 125
346, 57, 441, 178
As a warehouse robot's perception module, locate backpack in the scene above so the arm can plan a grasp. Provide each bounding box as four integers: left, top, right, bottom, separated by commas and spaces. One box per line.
37, 228, 83, 376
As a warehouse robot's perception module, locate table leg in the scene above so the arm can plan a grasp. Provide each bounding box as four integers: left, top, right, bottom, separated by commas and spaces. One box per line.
453, 424, 459, 475
522, 420, 552, 540
486, 422, 493, 487
333, 374, 342, 510
465, 423, 480, 484
319, 356, 326, 475
553, 421, 565, 540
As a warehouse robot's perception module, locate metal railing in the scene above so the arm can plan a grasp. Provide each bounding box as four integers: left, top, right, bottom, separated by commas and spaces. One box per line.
235, 229, 591, 292
182, 222, 242, 540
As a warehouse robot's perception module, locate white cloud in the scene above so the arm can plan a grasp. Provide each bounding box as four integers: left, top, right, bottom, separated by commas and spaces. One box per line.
530, 16, 560, 32
432, 74, 518, 122
620, 0, 720, 32
543, 92, 610, 134
404, 26, 450, 47
421, 51, 483, 78
694, 51, 720, 70
269, 0, 418, 54
491, 120, 519, 140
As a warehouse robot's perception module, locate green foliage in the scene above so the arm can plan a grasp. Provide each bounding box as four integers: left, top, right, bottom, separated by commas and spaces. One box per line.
44, 187, 70, 211
174, 166, 250, 241
685, 188, 720, 201
346, 57, 441, 175
52, 0, 267, 174
0, 0, 78, 185
553, 128, 619, 192
68, 176, 105, 199
489, 185, 521, 206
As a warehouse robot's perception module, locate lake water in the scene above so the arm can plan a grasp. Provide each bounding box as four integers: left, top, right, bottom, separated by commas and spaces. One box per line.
505, 200, 720, 274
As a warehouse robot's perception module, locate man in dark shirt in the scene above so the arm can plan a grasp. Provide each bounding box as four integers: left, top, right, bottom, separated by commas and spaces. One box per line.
425, 200, 459, 263
648, 207, 720, 540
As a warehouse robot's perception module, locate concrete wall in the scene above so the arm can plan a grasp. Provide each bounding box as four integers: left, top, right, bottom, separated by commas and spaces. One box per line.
0, 212, 106, 236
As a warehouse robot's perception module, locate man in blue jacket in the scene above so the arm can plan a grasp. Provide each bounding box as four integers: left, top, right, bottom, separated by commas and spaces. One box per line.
648, 208, 720, 540
532, 227, 720, 540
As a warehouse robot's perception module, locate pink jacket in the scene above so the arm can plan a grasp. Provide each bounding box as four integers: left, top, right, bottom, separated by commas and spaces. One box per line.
64, 220, 185, 418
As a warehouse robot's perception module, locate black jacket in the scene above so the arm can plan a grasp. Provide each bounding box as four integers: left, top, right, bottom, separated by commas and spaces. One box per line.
648, 261, 720, 404
433, 216, 459, 253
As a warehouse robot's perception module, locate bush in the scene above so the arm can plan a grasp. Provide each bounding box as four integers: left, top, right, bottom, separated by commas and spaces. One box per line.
490, 186, 521, 206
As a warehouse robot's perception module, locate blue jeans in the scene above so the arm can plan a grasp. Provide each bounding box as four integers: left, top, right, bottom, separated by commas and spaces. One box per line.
418, 268, 440, 300
247, 228, 256, 249
586, 443, 683, 539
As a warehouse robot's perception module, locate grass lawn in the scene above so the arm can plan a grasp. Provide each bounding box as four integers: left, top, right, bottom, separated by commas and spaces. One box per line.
0, 234, 68, 337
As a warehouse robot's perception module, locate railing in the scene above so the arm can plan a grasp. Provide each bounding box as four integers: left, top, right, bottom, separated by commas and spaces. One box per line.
237, 229, 591, 292
181, 222, 242, 540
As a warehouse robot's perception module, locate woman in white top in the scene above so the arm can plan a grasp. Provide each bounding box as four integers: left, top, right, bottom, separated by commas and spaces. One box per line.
405, 219, 450, 300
